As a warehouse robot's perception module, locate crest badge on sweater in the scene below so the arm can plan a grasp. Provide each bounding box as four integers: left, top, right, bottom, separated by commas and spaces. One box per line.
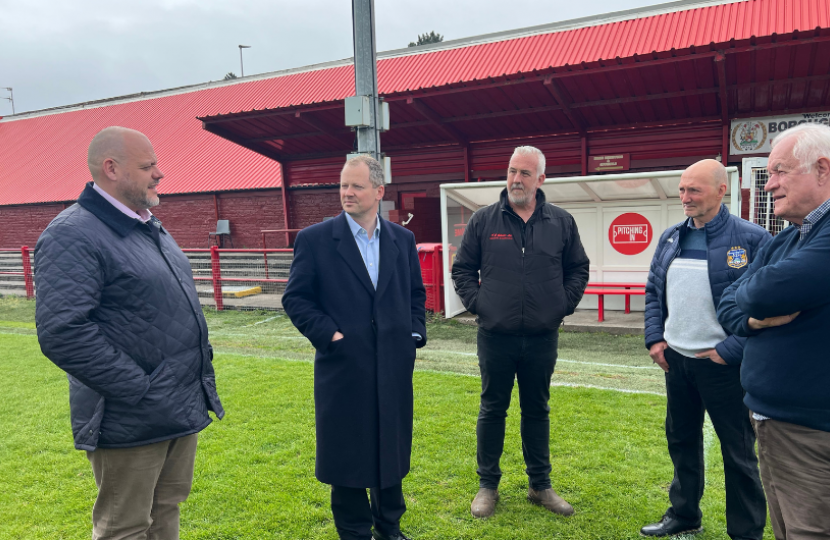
727, 246, 748, 268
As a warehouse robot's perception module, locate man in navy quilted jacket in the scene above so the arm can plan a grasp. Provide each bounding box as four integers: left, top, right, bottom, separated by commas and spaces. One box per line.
718, 123, 830, 539
641, 159, 770, 539
35, 127, 224, 540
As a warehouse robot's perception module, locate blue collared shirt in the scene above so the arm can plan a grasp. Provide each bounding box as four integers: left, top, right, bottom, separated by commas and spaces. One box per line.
345, 212, 381, 289
343, 213, 421, 341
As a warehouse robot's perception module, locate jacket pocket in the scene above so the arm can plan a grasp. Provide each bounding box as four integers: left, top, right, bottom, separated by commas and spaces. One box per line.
201, 376, 224, 419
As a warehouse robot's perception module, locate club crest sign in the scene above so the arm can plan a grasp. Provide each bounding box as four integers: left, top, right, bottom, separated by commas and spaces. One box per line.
731, 121, 767, 153
609, 213, 653, 255
727, 246, 748, 269
730, 112, 830, 155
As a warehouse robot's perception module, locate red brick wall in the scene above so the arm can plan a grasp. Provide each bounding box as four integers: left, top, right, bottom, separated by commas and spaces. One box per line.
153, 190, 285, 248
151, 194, 215, 248
219, 191, 285, 248
0, 203, 66, 247
1, 190, 286, 249
288, 188, 342, 230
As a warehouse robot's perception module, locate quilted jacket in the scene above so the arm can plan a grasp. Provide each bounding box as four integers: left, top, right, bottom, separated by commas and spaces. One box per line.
35, 182, 224, 451
644, 204, 771, 364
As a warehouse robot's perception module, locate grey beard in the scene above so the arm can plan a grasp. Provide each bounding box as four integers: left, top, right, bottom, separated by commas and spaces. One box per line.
508, 189, 529, 207
122, 186, 160, 210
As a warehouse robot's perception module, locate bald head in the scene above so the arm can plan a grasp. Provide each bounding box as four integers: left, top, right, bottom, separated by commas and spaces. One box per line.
87, 127, 150, 183
683, 159, 728, 189
87, 126, 163, 213
679, 159, 729, 227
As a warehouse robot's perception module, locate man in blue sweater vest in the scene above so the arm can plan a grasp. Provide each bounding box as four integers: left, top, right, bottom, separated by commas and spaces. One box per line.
643, 159, 771, 538
718, 123, 830, 540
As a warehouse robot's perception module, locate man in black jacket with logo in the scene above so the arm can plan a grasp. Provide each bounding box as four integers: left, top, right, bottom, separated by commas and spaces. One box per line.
35, 127, 223, 540
452, 146, 589, 519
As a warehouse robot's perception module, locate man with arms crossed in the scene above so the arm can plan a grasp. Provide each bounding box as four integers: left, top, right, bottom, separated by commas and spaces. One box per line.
282, 155, 427, 540
718, 123, 830, 540
35, 127, 224, 540
642, 159, 769, 538
452, 146, 589, 519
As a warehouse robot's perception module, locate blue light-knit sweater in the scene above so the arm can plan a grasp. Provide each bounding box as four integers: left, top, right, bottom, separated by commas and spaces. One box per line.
718, 210, 830, 432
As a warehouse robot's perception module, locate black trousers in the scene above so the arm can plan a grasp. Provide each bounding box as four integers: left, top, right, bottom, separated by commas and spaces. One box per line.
330, 484, 406, 540
663, 347, 766, 540
476, 328, 558, 491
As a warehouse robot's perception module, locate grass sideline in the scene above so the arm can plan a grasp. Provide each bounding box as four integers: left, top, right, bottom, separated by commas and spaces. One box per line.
0, 297, 772, 539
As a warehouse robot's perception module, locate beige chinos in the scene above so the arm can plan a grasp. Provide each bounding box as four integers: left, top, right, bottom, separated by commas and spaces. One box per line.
86, 433, 198, 540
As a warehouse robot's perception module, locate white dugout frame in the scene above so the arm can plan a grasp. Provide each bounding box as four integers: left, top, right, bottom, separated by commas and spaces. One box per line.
440, 168, 741, 318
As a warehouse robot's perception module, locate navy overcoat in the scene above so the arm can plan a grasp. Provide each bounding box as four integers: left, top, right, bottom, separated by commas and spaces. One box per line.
282, 212, 427, 489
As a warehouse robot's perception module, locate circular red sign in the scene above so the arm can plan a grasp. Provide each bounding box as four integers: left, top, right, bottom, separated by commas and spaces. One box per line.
609, 213, 653, 255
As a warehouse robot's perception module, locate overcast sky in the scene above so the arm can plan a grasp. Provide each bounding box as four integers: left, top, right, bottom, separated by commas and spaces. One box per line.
0, 0, 664, 115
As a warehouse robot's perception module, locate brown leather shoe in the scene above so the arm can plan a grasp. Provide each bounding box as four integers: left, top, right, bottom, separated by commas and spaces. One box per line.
470, 488, 499, 518
527, 487, 574, 516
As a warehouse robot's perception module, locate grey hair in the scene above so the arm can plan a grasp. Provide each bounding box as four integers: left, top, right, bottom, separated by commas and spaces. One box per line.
771, 123, 830, 171
344, 154, 385, 188
511, 146, 546, 177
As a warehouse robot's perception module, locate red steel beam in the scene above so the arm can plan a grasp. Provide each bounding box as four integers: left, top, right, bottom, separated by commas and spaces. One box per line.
406, 97, 468, 144
543, 77, 587, 135
294, 111, 354, 151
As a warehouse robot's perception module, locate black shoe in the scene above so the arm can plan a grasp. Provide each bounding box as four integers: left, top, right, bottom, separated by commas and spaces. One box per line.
640, 515, 703, 537
371, 530, 411, 540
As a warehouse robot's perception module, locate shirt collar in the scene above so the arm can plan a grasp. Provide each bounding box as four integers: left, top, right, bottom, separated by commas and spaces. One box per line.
344, 212, 381, 239
803, 197, 830, 227
92, 182, 153, 223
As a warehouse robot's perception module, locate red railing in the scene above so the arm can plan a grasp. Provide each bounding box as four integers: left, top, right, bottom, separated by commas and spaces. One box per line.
181, 246, 294, 310
0, 246, 34, 300
261, 229, 302, 250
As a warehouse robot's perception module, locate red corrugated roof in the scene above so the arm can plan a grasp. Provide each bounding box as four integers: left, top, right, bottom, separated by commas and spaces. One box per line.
202, 0, 830, 116
1, 0, 827, 205
0, 90, 284, 205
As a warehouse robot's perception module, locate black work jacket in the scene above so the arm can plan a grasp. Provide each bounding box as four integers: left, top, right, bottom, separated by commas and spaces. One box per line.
451, 189, 590, 335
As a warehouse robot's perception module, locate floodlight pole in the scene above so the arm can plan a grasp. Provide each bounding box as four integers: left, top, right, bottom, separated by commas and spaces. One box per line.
239, 45, 251, 77
1, 87, 13, 115
351, 0, 381, 160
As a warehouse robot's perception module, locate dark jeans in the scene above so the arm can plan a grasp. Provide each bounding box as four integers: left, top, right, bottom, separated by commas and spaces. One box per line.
476, 328, 558, 491
664, 347, 766, 540
330, 484, 406, 540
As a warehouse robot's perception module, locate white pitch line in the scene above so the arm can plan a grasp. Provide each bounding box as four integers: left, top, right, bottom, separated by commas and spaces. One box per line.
420, 349, 656, 370
241, 315, 284, 328
552, 382, 665, 396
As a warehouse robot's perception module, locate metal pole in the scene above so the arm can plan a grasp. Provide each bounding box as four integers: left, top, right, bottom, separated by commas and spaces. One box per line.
2, 87, 13, 115
351, 0, 381, 160
210, 246, 224, 310
239, 45, 251, 77
21, 246, 33, 300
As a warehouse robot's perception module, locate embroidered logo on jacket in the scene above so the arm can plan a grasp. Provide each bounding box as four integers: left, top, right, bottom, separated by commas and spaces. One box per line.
489, 233, 513, 240
727, 246, 748, 268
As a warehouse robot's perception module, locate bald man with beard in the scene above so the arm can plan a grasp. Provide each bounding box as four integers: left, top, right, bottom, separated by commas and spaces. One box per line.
35, 127, 223, 540
640, 159, 770, 539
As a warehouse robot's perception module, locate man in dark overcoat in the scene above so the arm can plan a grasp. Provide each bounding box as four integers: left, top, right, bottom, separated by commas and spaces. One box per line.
282, 154, 427, 540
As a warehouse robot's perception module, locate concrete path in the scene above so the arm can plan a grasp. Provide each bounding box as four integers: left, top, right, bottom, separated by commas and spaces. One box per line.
453, 309, 644, 335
